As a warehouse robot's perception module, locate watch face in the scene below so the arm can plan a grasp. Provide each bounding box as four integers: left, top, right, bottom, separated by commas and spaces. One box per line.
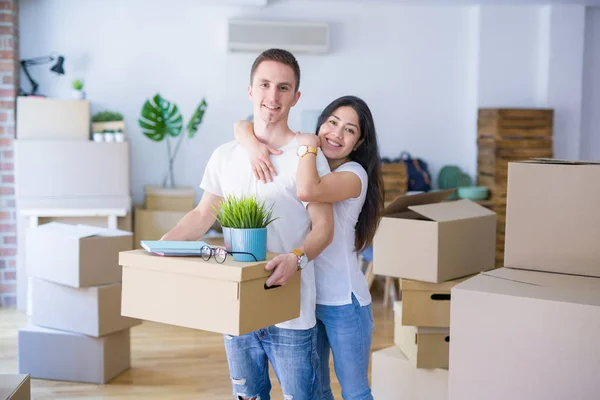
299, 255, 309, 269
297, 145, 307, 157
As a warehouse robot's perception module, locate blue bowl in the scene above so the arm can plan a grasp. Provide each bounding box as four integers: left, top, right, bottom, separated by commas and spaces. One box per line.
457, 186, 489, 200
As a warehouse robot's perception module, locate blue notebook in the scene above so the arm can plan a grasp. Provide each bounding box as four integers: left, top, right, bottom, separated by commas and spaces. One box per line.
141, 240, 211, 256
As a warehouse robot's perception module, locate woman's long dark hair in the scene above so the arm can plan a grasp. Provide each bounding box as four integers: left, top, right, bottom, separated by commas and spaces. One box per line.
315, 95, 384, 252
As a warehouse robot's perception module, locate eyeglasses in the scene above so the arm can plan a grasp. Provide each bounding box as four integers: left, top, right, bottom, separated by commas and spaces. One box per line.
200, 245, 258, 263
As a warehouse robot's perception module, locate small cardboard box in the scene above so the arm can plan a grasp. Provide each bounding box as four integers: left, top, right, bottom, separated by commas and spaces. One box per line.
400, 275, 471, 327
133, 207, 188, 248
18, 325, 130, 384
394, 302, 449, 369
0, 374, 30, 400
119, 249, 300, 336
32, 278, 141, 337
16, 96, 90, 140
374, 191, 496, 283
26, 222, 133, 288
144, 185, 196, 211
449, 268, 600, 400
372, 346, 448, 400
505, 159, 600, 277
15, 140, 130, 200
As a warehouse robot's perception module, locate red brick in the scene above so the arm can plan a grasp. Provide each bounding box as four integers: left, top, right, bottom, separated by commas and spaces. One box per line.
3, 235, 15, 245
1, 173, 13, 183
0, 283, 15, 294
0, 162, 12, 170
0, 26, 14, 35
8, 259, 15, 268
0, 13, 14, 24
0, 224, 14, 232
3, 150, 12, 158
0, 137, 11, 145
0, 247, 15, 256
3, 270, 15, 280
0, 1, 14, 11
0, 186, 13, 195
0, 211, 9, 219
6, 125, 13, 134
2, 74, 12, 84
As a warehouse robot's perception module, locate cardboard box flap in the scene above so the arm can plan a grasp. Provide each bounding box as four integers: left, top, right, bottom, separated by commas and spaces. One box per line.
33, 222, 131, 238
409, 199, 495, 222
456, 268, 600, 307
383, 189, 455, 216
0, 374, 30, 399
400, 274, 474, 292
517, 158, 600, 165
119, 249, 279, 282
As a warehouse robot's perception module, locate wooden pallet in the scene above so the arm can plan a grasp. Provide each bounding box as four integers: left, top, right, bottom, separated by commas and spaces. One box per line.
382, 162, 408, 202
478, 108, 553, 140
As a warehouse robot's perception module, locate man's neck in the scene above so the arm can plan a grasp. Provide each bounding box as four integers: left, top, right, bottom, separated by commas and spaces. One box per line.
254, 118, 295, 149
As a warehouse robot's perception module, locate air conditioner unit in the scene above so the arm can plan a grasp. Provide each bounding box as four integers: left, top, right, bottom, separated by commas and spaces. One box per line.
227, 19, 329, 54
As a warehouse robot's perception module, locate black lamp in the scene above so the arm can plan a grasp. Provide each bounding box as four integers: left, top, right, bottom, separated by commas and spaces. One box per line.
19, 55, 65, 96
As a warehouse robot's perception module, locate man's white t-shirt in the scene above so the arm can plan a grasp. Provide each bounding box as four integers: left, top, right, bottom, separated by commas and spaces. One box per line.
314, 161, 372, 307
200, 137, 331, 330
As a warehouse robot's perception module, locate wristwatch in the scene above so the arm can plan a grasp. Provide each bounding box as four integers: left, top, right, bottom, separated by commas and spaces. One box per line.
297, 145, 318, 158
291, 248, 308, 270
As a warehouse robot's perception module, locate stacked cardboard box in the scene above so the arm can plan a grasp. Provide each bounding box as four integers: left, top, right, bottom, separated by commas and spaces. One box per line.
14, 97, 132, 313
449, 160, 600, 400
476, 108, 554, 268
371, 189, 497, 398
133, 185, 196, 248
18, 223, 141, 384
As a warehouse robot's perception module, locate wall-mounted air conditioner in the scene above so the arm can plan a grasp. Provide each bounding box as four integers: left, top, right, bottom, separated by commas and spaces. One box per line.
227, 19, 329, 54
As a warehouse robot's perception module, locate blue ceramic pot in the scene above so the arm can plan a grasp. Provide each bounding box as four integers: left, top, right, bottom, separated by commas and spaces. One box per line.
222, 227, 267, 262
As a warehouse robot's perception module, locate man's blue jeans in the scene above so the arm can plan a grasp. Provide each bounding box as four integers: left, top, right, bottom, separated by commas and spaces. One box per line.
224, 325, 319, 400
316, 294, 375, 400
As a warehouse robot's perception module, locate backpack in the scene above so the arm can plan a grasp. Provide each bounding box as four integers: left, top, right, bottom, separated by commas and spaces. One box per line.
400, 152, 431, 192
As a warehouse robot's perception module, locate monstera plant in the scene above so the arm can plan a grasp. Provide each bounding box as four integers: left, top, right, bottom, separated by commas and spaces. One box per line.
138, 94, 208, 188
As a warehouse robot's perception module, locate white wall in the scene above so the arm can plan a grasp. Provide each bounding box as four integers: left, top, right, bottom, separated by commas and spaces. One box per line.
581, 7, 600, 160
19, 0, 597, 204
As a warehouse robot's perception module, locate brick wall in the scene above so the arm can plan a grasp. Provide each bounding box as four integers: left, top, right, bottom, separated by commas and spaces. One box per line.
0, 0, 17, 307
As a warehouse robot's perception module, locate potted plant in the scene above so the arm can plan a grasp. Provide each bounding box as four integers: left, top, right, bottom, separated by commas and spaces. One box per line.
72, 79, 85, 100
92, 111, 125, 138
92, 131, 104, 142
138, 93, 207, 188
115, 128, 125, 142
103, 129, 115, 142
214, 194, 277, 262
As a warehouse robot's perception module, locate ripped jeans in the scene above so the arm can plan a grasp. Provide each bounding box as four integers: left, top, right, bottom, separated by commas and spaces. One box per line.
224, 325, 319, 400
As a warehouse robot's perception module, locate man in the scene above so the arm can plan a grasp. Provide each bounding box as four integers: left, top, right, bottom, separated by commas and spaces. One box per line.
162, 48, 334, 400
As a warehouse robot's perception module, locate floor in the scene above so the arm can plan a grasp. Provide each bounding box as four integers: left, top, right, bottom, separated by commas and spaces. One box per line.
0, 285, 395, 400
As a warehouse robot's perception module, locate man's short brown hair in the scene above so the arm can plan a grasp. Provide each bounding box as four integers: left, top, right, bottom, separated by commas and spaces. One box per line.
250, 48, 301, 92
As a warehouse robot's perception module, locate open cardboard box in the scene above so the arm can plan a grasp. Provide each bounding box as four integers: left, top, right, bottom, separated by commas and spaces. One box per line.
374, 190, 496, 283
119, 249, 300, 336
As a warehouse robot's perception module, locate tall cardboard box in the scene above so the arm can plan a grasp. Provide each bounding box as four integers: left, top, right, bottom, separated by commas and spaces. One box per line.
449, 268, 600, 400
18, 326, 130, 384
26, 222, 133, 288
374, 191, 496, 282
16, 97, 90, 140
0, 374, 30, 400
394, 302, 449, 369
372, 346, 448, 400
15, 140, 130, 200
133, 207, 187, 248
119, 249, 300, 336
144, 185, 195, 211
504, 160, 600, 277
400, 276, 470, 327
32, 279, 141, 337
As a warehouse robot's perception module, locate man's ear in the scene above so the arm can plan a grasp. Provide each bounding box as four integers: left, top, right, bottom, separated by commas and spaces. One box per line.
248, 84, 253, 100
291, 90, 301, 107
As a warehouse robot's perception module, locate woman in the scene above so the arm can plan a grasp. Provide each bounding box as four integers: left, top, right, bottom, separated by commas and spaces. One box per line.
235, 95, 383, 400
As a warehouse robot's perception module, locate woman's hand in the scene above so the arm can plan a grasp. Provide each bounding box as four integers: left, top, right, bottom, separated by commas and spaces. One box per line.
249, 141, 282, 183
296, 132, 321, 148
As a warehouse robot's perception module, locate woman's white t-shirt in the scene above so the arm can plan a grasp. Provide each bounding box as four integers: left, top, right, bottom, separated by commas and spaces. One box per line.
314, 161, 372, 307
